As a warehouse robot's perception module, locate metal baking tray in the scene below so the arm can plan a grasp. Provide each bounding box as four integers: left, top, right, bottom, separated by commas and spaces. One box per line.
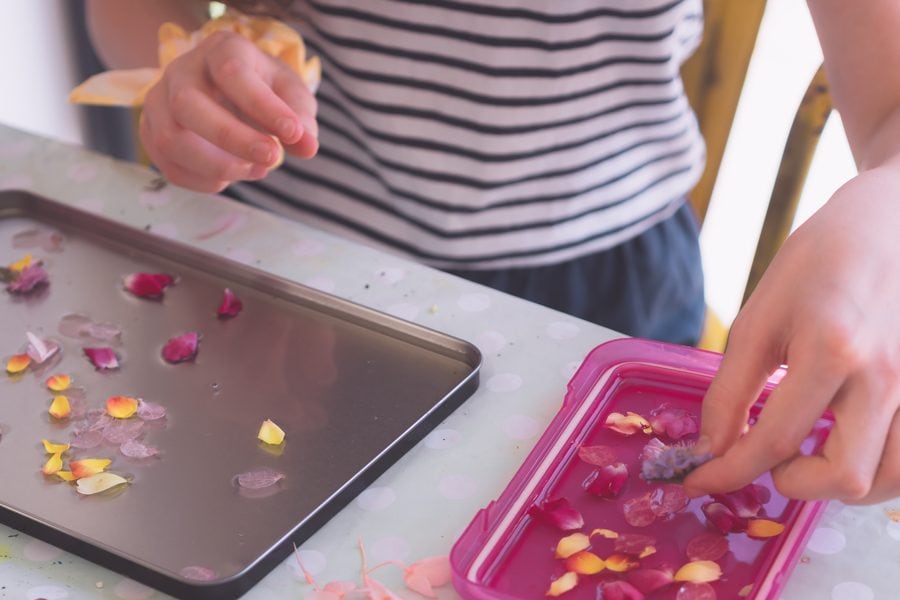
0, 190, 481, 598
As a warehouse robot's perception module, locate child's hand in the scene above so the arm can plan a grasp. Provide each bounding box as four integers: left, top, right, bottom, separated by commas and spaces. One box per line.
140, 30, 318, 192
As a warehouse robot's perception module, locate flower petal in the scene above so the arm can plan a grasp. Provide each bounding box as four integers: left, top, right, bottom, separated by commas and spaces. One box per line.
596, 580, 645, 600
648, 404, 698, 441
564, 551, 605, 575
701, 502, 749, 534
70, 458, 112, 479
6, 353, 31, 374
604, 554, 640, 573
42, 452, 64, 476
614, 533, 657, 557
555, 533, 591, 559
685, 532, 729, 562
137, 399, 167, 421
651, 483, 690, 517
675, 582, 717, 600
42, 439, 70, 454
75, 472, 128, 496
626, 568, 674, 594
577, 444, 617, 467
527, 497, 584, 531
8, 254, 33, 272
123, 272, 175, 299
46, 374, 71, 391
70, 429, 105, 449
56, 471, 76, 482
583, 462, 628, 498
106, 396, 139, 419
48, 395, 71, 419
26, 332, 60, 364
7, 264, 49, 294
403, 556, 451, 598
605, 411, 652, 435
546, 572, 578, 597
120, 440, 160, 459
673, 561, 722, 584
236, 467, 285, 490
746, 519, 785, 539
217, 288, 243, 319
83, 347, 120, 370
103, 419, 145, 444
622, 492, 658, 528
258, 419, 286, 445
711, 483, 769, 518
590, 528, 619, 539
162, 331, 200, 364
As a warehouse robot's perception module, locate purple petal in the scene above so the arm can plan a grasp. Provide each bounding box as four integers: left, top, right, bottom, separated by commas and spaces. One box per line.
70, 429, 104, 450
236, 467, 285, 490
7, 264, 49, 294
120, 439, 159, 458
103, 419, 145, 444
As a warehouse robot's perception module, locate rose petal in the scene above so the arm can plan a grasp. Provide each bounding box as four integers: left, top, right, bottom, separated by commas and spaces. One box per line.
236, 467, 285, 490
547, 572, 578, 597
676, 582, 717, 600
46, 374, 71, 391
179, 565, 218, 581
596, 580, 645, 600
605, 411, 652, 435
614, 533, 657, 557
8, 254, 32, 272
673, 561, 722, 584
162, 331, 200, 364
403, 556, 451, 598
590, 528, 619, 539
746, 519, 785, 539
605, 554, 640, 573
577, 444, 617, 467
527, 497, 584, 531
702, 502, 749, 534
627, 568, 675, 594
56, 471, 76, 482
323, 581, 358, 594
59, 313, 122, 344
649, 404, 698, 441
711, 483, 769, 518
42, 439, 70, 454
564, 551, 605, 575
137, 399, 167, 421
70, 429, 105, 449
217, 288, 243, 319
651, 483, 690, 517
255, 418, 286, 446
623, 492, 658, 528
120, 439, 159, 459
103, 419, 145, 444
83, 347, 120, 370
70, 458, 112, 479
75, 472, 128, 495
584, 462, 628, 498
686, 532, 729, 562
26, 332, 59, 364
6, 353, 31, 374
42, 453, 64, 475
738, 584, 754, 597
7, 264, 49, 294
555, 533, 591, 559
365, 577, 403, 600
106, 396, 139, 419
123, 272, 175, 299
48, 395, 71, 419
13, 229, 63, 252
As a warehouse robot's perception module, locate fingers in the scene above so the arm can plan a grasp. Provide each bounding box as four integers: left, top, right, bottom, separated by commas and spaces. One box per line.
273, 69, 319, 158
844, 409, 900, 504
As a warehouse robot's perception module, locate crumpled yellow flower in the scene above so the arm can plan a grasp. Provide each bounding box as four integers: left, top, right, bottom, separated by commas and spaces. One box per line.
69, 10, 321, 107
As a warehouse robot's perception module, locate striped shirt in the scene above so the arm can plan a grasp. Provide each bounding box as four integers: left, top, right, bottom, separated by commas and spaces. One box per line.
230, 0, 706, 270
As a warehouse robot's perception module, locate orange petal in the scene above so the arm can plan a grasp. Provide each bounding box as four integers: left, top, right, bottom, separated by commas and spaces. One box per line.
70, 458, 112, 479
258, 418, 285, 445
555, 533, 591, 559
75, 472, 129, 495
9, 254, 32, 272
590, 528, 619, 539
673, 560, 723, 583
739, 584, 754, 597
604, 554, 639, 573
604, 411, 652, 435
42, 439, 70, 454
639, 545, 657, 559
48, 395, 71, 419
56, 471, 76, 482
546, 572, 578, 597
106, 396, 138, 419
6, 353, 31, 374
746, 519, 785, 539
42, 452, 63, 475
564, 551, 605, 575
46, 374, 72, 392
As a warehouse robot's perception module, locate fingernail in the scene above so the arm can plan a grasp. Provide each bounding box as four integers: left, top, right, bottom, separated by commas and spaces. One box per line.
277, 117, 297, 142
693, 434, 712, 455
299, 114, 318, 139
250, 142, 274, 165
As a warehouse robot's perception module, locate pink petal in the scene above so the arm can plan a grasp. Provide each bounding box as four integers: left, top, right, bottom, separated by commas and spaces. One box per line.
627, 568, 675, 594
614, 533, 657, 556
648, 404, 699, 441
596, 580, 646, 600
710, 483, 769, 518
162, 331, 200, 364
7, 264, 49, 294
583, 462, 629, 498
120, 439, 159, 458
180, 565, 217, 581
364, 578, 402, 600
686, 532, 730, 562
26, 332, 60, 364
103, 419, 145, 444
137, 399, 167, 421
217, 288, 243, 319
13, 228, 64, 252
83, 347, 120, 370
702, 501, 749, 534
123, 272, 175, 299
577, 444, 617, 467
651, 484, 690, 517
236, 468, 285, 490
675, 582, 717, 600
404, 556, 451, 597
623, 492, 658, 528
58, 313, 122, 344
69, 429, 105, 449
528, 497, 584, 531
323, 581, 359, 594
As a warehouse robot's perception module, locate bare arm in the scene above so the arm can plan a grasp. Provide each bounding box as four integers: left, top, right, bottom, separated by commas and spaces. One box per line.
85, 0, 208, 68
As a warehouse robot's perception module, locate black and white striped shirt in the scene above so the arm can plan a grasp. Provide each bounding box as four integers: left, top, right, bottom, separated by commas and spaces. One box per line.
231, 0, 705, 270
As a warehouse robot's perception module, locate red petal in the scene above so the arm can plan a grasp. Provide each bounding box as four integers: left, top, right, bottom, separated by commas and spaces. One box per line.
649, 404, 698, 441
123, 272, 175, 299
711, 483, 768, 518
528, 497, 584, 531
83, 347, 120, 370
596, 580, 645, 600
702, 502, 749, 534
623, 492, 658, 528
614, 533, 657, 557
686, 532, 729, 562
162, 331, 200, 363
626, 568, 675, 594
675, 582, 717, 600
236, 468, 285, 490
584, 462, 628, 498
7, 264, 49, 294
577, 444, 617, 467
217, 288, 243, 319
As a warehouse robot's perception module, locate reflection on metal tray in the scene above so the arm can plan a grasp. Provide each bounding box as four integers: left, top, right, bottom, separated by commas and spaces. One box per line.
0, 190, 481, 598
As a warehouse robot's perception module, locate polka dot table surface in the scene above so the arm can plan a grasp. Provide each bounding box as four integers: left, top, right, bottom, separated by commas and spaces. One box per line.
1, 124, 899, 598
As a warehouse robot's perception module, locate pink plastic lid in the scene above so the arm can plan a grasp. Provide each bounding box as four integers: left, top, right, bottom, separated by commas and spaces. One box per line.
450, 339, 831, 600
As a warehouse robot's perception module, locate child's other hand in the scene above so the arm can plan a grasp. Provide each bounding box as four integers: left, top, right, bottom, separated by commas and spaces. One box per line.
140, 30, 318, 192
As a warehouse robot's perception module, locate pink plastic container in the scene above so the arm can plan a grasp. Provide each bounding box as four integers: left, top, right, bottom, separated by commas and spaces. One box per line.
451, 339, 831, 600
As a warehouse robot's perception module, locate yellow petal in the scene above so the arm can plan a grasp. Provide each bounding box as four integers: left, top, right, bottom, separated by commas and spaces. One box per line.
746, 519, 785, 539
546, 572, 578, 597
6, 353, 31, 374
555, 533, 591, 559
48, 395, 71, 419
68, 68, 160, 107
604, 411, 652, 435
639, 545, 657, 559
674, 560, 723, 583
42, 439, 70, 454
739, 584, 754, 597
564, 551, 605, 575
590, 528, 619, 539
75, 472, 129, 495
106, 396, 138, 419
70, 458, 112, 479
56, 471, 76, 482
42, 452, 63, 475
604, 554, 639, 573
46, 374, 72, 392
258, 419, 285, 445
9, 254, 32, 272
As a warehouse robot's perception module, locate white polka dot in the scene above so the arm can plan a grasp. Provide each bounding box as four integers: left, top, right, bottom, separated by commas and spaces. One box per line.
385, 303, 419, 321
424, 428, 461, 450
887, 520, 900, 541
458, 293, 491, 312
356, 486, 396, 511
288, 549, 327, 580
66, 162, 100, 183
24, 538, 62, 561
831, 581, 874, 600
303, 276, 336, 294
149, 222, 179, 239
560, 360, 581, 380
476, 331, 507, 355
27, 586, 69, 600
376, 267, 406, 285
546, 321, 580, 340
114, 578, 155, 600
806, 527, 846, 554
139, 189, 172, 208
225, 248, 255, 265
292, 238, 325, 257
369, 536, 410, 564
0, 174, 33, 190
487, 373, 522, 393
503, 414, 540, 440
439, 474, 477, 500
